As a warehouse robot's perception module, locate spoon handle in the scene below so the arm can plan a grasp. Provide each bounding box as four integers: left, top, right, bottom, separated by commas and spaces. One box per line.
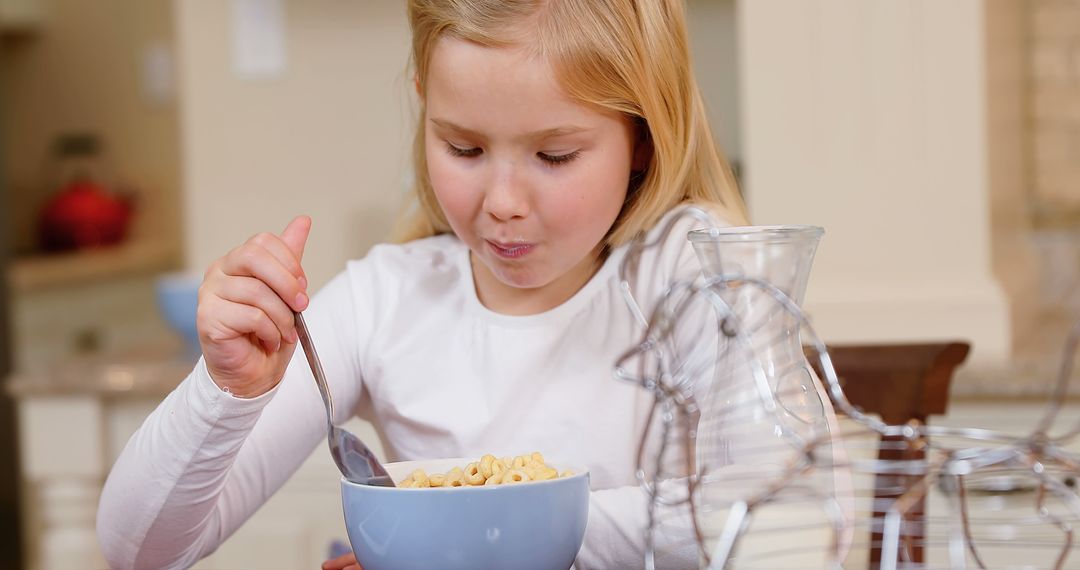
294, 311, 335, 427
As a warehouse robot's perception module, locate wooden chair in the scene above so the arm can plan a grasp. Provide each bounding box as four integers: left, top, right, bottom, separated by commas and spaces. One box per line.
823, 342, 971, 568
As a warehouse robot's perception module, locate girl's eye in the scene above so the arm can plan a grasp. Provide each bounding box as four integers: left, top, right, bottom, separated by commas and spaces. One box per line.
538, 150, 580, 165
446, 142, 481, 158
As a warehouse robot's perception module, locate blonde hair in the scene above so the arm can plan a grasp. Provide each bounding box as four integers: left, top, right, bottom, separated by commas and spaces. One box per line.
395, 0, 748, 245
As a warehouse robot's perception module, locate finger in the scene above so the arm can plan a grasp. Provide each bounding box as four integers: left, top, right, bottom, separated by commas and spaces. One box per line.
199, 296, 285, 353
214, 275, 298, 344
220, 242, 309, 313
248, 231, 307, 286
321, 551, 351, 569
280, 215, 312, 264
321, 551, 358, 570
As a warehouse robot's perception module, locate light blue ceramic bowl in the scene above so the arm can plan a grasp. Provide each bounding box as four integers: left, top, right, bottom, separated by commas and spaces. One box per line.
155, 272, 202, 353
341, 457, 590, 570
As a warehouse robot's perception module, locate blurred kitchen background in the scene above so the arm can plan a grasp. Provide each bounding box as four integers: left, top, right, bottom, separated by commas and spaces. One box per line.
2, 0, 1080, 568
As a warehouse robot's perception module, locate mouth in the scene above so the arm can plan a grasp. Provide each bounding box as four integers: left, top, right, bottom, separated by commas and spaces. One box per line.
486, 239, 534, 259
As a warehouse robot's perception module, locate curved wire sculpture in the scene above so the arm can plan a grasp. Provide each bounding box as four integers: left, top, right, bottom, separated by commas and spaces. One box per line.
616, 220, 1080, 569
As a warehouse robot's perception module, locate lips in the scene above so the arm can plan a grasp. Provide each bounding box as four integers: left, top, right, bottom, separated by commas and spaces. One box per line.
486, 239, 534, 259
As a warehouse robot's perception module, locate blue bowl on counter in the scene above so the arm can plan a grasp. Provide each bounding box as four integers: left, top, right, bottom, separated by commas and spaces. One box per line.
155, 272, 202, 353
341, 457, 590, 570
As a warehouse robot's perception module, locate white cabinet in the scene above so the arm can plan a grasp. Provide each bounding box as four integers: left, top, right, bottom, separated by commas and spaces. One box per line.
11, 346, 383, 570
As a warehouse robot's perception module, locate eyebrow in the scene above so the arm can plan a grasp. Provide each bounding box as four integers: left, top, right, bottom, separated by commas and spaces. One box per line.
429, 118, 590, 140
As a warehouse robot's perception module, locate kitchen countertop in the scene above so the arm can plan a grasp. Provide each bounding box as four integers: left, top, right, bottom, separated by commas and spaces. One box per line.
7, 340, 1080, 402
7, 341, 197, 399
952, 358, 1080, 399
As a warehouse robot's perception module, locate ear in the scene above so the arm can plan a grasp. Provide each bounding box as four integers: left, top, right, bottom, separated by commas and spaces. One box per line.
414, 74, 423, 99
632, 120, 653, 172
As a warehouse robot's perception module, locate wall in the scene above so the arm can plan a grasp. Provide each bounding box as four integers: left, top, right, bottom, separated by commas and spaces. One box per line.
737, 0, 1013, 385
1029, 0, 1080, 228
1027, 0, 1080, 345
176, 0, 412, 288
986, 0, 1041, 357
687, 0, 741, 174
991, 0, 1080, 381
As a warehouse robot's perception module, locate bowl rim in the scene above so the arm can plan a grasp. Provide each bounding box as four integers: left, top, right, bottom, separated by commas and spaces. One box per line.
340, 456, 590, 492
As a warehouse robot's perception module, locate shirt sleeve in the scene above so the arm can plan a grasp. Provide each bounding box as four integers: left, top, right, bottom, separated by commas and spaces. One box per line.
96, 268, 369, 570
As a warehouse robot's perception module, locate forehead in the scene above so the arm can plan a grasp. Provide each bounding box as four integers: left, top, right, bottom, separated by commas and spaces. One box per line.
425, 36, 610, 132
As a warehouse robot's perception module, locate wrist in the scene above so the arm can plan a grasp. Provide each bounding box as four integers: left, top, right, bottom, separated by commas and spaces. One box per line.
207, 371, 281, 400
220, 382, 274, 399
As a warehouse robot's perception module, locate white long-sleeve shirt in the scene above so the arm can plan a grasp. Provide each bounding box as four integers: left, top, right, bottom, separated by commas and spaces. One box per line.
97, 207, 723, 569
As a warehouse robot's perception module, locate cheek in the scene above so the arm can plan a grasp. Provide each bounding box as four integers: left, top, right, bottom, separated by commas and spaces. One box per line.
562, 156, 630, 224
540, 188, 623, 251
425, 145, 472, 218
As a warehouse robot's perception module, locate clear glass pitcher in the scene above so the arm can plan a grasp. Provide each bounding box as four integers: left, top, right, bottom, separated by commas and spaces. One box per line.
617, 221, 856, 567
689, 225, 823, 305
687, 225, 832, 449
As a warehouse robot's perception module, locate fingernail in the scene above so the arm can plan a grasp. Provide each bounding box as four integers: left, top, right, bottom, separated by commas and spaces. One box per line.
295, 292, 309, 310
299, 275, 308, 290
274, 340, 281, 352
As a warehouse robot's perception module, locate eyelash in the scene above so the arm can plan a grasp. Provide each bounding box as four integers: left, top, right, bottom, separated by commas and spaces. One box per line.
444, 143, 580, 166
539, 150, 580, 165
445, 143, 481, 158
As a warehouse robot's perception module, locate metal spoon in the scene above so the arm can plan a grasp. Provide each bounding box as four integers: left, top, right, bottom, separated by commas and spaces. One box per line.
294, 311, 394, 487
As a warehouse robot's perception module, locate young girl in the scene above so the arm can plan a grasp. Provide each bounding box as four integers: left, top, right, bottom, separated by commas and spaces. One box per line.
97, 0, 747, 568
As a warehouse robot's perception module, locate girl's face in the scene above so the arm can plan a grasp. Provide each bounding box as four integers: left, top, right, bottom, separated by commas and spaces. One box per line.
425, 37, 637, 315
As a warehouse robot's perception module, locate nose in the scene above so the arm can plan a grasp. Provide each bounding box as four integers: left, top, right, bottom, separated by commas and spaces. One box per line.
482, 160, 530, 221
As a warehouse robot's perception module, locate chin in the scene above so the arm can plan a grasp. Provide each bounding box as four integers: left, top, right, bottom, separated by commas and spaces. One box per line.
492, 268, 549, 291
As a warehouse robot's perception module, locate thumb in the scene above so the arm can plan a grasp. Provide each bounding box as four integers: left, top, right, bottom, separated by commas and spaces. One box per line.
280, 215, 312, 262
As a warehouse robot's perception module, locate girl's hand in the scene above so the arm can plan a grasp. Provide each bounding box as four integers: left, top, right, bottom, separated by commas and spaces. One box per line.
197, 215, 312, 398
322, 551, 361, 570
